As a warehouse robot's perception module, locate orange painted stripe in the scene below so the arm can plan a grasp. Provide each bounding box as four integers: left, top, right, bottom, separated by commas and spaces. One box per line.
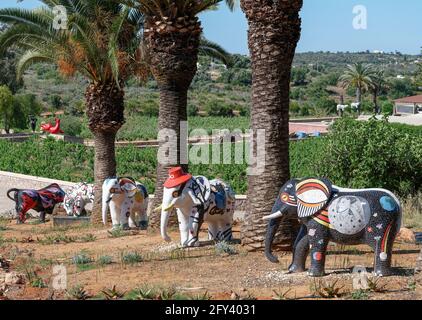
381, 222, 393, 252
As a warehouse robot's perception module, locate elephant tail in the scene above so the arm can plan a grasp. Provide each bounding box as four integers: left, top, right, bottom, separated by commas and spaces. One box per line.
265, 218, 280, 263
7, 188, 19, 202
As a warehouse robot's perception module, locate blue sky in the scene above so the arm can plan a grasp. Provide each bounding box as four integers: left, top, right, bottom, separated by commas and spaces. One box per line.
2, 0, 422, 55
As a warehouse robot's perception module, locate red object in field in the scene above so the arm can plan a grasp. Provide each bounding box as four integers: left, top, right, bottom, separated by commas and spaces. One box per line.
41, 118, 64, 134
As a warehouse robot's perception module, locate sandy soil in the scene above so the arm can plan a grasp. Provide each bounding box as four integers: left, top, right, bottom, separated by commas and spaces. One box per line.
0, 218, 421, 300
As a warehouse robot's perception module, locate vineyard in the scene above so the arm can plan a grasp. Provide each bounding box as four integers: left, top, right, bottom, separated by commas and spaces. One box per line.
0, 135, 324, 194
43, 115, 252, 141
1, 117, 421, 196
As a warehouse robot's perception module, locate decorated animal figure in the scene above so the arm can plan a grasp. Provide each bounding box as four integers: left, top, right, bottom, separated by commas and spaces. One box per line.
336, 104, 348, 116
158, 167, 235, 247
7, 183, 66, 223
264, 178, 402, 277
41, 118, 64, 134
102, 177, 149, 230
63, 182, 95, 217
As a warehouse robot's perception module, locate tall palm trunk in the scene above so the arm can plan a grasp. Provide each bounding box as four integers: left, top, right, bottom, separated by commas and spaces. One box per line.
372, 90, 379, 114
144, 17, 200, 226
85, 82, 125, 224
240, 0, 303, 251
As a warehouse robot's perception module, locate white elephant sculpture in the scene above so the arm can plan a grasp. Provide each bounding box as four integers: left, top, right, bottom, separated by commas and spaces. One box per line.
158, 167, 235, 247
63, 182, 95, 217
102, 177, 149, 230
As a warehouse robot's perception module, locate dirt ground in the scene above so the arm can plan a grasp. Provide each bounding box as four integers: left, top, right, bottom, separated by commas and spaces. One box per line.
0, 218, 421, 300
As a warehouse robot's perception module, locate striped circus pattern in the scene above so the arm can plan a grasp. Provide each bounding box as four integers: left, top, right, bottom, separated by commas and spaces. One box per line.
296, 179, 331, 218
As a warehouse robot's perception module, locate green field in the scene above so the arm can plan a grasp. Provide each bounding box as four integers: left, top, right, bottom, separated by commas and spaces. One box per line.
0, 136, 325, 194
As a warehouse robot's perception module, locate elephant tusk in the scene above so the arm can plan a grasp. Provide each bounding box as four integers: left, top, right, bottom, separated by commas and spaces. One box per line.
262, 210, 283, 221
154, 205, 162, 212
163, 204, 174, 212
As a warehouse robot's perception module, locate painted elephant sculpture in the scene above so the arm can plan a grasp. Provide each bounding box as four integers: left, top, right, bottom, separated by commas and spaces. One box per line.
102, 177, 149, 230
7, 183, 65, 223
158, 167, 235, 247
264, 178, 402, 277
63, 182, 95, 217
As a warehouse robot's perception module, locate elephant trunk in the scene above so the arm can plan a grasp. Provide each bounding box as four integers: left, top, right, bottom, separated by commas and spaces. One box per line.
102, 187, 110, 225
265, 217, 282, 263
160, 209, 172, 242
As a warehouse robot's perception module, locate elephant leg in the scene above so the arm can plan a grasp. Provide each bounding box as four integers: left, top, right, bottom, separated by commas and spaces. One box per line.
217, 221, 233, 242
128, 211, 138, 229
119, 200, 132, 230
177, 210, 190, 247
109, 201, 120, 229
185, 208, 201, 247
371, 221, 396, 276
288, 226, 309, 273
307, 225, 329, 277
39, 211, 46, 223
138, 205, 148, 230
208, 223, 219, 241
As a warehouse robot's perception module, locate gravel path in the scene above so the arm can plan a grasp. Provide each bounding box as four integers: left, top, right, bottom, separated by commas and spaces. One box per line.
359, 114, 422, 126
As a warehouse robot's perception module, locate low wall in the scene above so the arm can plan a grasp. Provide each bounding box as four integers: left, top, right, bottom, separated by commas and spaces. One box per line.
0, 171, 248, 220
0, 171, 77, 217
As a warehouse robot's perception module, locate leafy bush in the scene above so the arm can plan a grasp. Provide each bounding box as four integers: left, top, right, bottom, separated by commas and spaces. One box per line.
187, 103, 199, 116
315, 117, 422, 196
58, 115, 83, 137
72, 252, 93, 265
381, 101, 394, 115
205, 100, 234, 117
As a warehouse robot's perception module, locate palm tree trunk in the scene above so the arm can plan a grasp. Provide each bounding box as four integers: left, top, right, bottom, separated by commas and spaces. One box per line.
144, 20, 200, 227
240, 0, 303, 251
356, 87, 362, 114
149, 85, 189, 227
373, 90, 378, 114
85, 82, 125, 224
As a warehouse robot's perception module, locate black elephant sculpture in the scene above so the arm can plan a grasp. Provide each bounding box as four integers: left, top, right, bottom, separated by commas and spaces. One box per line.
7, 183, 65, 223
264, 178, 402, 277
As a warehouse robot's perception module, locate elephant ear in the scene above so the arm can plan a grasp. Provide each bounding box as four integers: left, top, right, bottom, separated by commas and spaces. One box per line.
188, 176, 212, 205
119, 178, 137, 194
296, 178, 333, 218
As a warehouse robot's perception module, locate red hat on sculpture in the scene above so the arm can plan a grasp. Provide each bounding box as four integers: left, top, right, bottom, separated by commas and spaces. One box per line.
164, 167, 192, 188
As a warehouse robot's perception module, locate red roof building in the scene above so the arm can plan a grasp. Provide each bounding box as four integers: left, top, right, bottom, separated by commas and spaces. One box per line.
394, 95, 422, 114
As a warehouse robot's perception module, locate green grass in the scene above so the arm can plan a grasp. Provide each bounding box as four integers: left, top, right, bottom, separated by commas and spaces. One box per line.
121, 251, 143, 265
97, 255, 113, 266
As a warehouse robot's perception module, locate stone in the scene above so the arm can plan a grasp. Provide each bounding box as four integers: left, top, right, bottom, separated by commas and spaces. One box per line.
0, 272, 25, 285
396, 228, 416, 244
53, 216, 90, 227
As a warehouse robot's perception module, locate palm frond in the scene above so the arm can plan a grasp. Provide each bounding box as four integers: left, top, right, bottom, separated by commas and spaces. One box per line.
199, 36, 232, 67
16, 50, 53, 80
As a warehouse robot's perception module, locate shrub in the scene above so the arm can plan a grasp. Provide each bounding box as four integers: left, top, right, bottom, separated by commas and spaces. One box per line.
72, 252, 92, 265
315, 117, 422, 196
381, 101, 394, 115
188, 103, 199, 117
215, 241, 237, 256
98, 255, 113, 266
58, 115, 83, 137
121, 251, 143, 265
205, 100, 234, 117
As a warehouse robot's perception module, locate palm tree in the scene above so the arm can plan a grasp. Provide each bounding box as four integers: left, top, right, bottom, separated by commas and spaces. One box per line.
240, 0, 303, 251
129, 0, 235, 220
0, 1, 144, 223
339, 63, 375, 111
369, 69, 388, 114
